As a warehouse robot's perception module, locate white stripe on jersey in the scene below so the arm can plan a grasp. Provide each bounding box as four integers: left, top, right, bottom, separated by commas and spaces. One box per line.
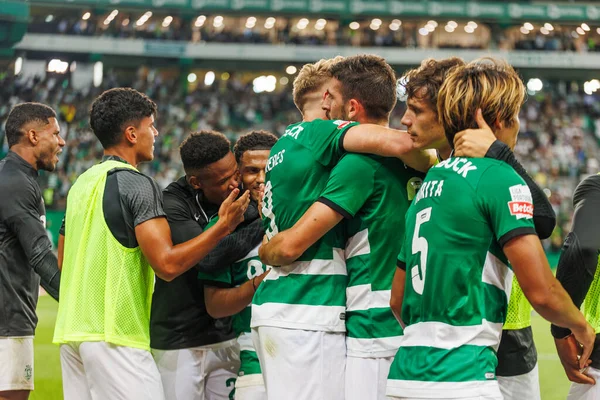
482, 251, 513, 299
345, 229, 370, 259
400, 319, 503, 351
346, 284, 391, 311
263, 248, 346, 280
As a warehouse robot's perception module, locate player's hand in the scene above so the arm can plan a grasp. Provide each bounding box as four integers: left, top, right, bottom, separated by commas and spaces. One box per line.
218, 188, 250, 233
453, 109, 497, 158
555, 334, 596, 384
257, 183, 265, 219
573, 322, 597, 368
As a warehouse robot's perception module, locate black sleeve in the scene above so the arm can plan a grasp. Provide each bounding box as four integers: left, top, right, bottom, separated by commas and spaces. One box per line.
1, 182, 60, 299
197, 203, 264, 274
486, 140, 556, 239
118, 170, 166, 227
163, 194, 263, 274
36, 252, 61, 301
397, 260, 406, 270
551, 175, 600, 338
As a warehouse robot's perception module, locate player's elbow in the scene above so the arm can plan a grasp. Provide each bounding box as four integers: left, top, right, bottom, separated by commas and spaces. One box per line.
524, 285, 556, 312
152, 259, 180, 282
279, 245, 303, 265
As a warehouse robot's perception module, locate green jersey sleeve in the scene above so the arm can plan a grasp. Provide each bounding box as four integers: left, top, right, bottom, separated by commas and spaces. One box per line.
397, 240, 407, 270
307, 119, 359, 168
476, 164, 537, 248
197, 216, 233, 287
318, 154, 376, 219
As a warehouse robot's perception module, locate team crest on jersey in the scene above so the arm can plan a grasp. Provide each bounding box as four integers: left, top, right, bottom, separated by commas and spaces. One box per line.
507, 184, 533, 219
333, 120, 352, 129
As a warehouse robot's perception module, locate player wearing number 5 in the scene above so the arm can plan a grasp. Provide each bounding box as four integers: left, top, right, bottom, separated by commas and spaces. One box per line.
386, 58, 595, 400
200, 130, 278, 400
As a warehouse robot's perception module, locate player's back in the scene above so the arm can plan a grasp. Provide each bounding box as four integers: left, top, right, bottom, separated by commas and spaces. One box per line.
334, 153, 424, 357
387, 157, 536, 399
254, 118, 357, 333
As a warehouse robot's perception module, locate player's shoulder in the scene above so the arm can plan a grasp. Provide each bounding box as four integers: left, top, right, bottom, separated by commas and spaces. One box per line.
301, 118, 356, 131
111, 168, 161, 199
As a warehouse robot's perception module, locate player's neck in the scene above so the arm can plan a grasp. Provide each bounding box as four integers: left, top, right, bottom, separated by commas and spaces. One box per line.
10, 145, 39, 171
359, 117, 388, 127
103, 147, 139, 168
438, 143, 453, 161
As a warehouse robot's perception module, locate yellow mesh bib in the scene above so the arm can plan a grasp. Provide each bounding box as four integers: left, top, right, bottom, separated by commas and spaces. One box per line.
53, 160, 155, 350
582, 258, 600, 334
504, 276, 532, 330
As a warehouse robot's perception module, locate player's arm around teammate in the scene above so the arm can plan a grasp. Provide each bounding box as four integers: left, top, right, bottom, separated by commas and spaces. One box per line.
0, 103, 64, 400
551, 174, 600, 394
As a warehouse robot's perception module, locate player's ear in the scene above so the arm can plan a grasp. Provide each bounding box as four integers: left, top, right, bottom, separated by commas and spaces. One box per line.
124, 125, 137, 145
25, 127, 38, 146
187, 174, 202, 190
492, 116, 503, 133
347, 99, 361, 120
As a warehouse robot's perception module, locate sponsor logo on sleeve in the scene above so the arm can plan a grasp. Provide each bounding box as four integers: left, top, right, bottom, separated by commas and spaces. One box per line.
333, 120, 352, 129
508, 184, 533, 219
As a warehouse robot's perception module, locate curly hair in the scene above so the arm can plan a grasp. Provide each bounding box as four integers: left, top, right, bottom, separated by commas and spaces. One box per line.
400, 57, 465, 115
180, 130, 231, 175
330, 54, 397, 121
5, 103, 56, 147
90, 87, 157, 149
233, 130, 278, 164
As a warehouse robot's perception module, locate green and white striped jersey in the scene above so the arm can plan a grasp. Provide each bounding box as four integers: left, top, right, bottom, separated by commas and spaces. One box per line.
252, 119, 358, 333
320, 153, 424, 357
198, 239, 269, 379
387, 157, 536, 399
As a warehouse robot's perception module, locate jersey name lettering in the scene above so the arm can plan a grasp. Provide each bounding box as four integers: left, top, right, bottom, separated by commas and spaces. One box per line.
283, 125, 304, 140
415, 180, 444, 204
265, 149, 285, 173
435, 157, 477, 178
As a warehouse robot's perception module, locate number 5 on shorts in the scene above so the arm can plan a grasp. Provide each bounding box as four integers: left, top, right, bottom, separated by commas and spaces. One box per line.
411, 207, 432, 295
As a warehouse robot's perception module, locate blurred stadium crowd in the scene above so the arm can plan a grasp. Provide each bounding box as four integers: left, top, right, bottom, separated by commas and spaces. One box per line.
0, 71, 599, 252
28, 13, 600, 52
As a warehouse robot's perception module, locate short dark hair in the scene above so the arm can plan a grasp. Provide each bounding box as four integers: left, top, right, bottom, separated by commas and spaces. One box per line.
5, 103, 56, 147
89, 87, 157, 149
233, 130, 278, 164
330, 54, 397, 121
400, 57, 465, 115
180, 130, 231, 175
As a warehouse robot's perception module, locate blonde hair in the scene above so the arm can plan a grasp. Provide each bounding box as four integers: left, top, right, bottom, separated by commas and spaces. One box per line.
437, 57, 525, 146
293, 56, 344, 113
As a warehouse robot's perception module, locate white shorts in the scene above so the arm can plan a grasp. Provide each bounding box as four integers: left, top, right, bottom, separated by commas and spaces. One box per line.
252, 326, 345, 400
0, 336, 34, 391
60, 341, 164, 400
346, 355, 393, 400
234, 380, 266, 400
152, 339, 240, 400
497, 363, 540, 400
389, 397, 502, 400
566, 366, 600, 400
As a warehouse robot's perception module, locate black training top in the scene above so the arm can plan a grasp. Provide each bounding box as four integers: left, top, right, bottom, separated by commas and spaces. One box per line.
150, 176, 263, 350
0, 152, 52, 336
